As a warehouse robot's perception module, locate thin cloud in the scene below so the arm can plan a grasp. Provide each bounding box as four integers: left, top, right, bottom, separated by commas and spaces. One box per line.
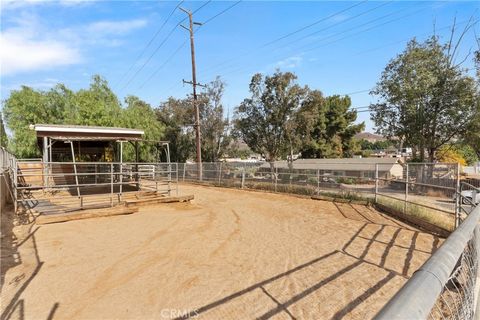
1, 0, 93, 10
275, 56, 303, 69
13, 78, 61, 90
329, 14, 350, 23
87, 19, 148, 35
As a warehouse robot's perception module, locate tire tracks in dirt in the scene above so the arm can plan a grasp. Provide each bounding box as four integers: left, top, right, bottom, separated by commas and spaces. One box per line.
66, 212, 221, 319
209, 210, 241, 258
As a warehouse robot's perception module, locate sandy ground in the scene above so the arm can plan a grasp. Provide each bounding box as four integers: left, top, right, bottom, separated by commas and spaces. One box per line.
1, 184, 441, 320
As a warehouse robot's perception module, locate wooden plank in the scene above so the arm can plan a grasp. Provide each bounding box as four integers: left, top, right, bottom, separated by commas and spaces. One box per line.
36, 206, 139, 225
125, 194, 194, 207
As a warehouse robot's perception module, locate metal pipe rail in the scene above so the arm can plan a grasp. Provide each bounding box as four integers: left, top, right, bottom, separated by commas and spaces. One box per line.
13, 161, 178, 212
377, 177, 457, 191
374, 203, 480, 319
376, 192, 455, 216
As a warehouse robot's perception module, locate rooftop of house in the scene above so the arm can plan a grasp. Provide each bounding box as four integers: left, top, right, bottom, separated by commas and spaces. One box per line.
261, 157, 403, 171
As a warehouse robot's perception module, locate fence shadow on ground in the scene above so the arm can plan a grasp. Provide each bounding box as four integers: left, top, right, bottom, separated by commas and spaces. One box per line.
174, 205, 441, 320
0, 208, 52, 320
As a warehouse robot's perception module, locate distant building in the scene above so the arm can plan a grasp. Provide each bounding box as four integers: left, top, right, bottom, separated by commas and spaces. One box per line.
260, 158, 404, 179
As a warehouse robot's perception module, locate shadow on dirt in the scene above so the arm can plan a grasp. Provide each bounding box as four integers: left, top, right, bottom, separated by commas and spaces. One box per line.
174, 216, 441, 320
0, 203, 54, 320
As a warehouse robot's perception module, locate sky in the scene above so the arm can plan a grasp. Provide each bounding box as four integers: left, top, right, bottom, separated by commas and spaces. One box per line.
1, 0, 479, 133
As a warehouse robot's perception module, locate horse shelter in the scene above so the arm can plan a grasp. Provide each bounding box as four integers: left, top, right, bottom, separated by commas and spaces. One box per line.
12, 124, 191, 220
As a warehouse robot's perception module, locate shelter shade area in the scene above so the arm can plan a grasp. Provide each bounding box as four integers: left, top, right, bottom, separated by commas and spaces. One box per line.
33, 124, 146, 163
14, 124, 176, 212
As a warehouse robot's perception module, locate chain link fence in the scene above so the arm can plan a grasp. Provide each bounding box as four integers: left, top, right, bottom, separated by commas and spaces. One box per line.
178, 161, 388, 198
178, 161, 467, 231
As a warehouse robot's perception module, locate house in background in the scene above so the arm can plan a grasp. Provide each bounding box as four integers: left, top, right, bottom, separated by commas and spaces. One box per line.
261, 158, 404, 179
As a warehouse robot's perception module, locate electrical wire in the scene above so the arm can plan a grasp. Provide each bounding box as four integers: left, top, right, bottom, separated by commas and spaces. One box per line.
120, 0, 212, 92
114, 0, 184, 89
138, 1, 243, 91
198, 1, 371, 77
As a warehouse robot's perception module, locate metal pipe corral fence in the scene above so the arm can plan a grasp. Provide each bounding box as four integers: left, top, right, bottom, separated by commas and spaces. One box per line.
11, 160, 178, 211
375, 202, 479, 319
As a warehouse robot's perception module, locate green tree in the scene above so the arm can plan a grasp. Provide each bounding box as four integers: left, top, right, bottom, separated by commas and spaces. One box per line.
299, 93, 364, 158
74, 75, 122, 127
3, 86, 51, 157
3, 75, 132, 157
156, 97, 195, 163
370, 36, 478, 161
454, 144, 479, 165
359, 139, 395, 150
197, 77, 231, 162
234, 71, 308, 169
122, 96, 164, 162
465, 109, 480, 159
464, 45, 480, 159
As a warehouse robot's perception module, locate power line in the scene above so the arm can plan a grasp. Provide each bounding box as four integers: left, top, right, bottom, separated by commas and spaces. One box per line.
198, 1, 371, 77
152, 3, 466, 106
139, 1, 242, 91
120, 0, 212, 93
138, 40, 188, 89
199, 1, 412, 81
114, 0, 183, 89
356, 17, 478, 56
302, 5, 430, 54
343, 89, 372, 95
271, 1, 392, 49
203, 0, 242, 25
351, 104, 371, 109
261, 0, 368, 48
204, 4, 428, 81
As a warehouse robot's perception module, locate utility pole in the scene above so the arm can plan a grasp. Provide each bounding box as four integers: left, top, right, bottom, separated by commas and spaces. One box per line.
180, 7, 204, 181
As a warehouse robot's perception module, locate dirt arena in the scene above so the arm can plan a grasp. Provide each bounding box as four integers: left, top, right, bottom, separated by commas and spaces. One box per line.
1, 184, 441, 320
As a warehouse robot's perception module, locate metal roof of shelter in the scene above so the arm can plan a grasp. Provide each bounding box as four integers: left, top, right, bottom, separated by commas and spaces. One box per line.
32, 124, 144, 141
